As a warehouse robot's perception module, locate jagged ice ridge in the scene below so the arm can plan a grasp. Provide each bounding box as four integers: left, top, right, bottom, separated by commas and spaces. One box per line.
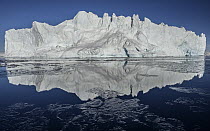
5, 11, 206, 58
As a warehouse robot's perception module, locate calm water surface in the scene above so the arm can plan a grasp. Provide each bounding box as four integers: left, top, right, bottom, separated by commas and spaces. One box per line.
0, 57, 210, 131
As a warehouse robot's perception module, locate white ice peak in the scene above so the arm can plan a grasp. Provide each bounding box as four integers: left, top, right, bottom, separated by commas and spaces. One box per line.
5, 11, 206, 58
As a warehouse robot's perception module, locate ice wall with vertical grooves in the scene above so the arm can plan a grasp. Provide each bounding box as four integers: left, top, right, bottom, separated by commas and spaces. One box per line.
5, 11, 206, 58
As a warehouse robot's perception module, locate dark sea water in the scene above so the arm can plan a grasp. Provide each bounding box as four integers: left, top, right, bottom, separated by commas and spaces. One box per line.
0, 57, 210, 131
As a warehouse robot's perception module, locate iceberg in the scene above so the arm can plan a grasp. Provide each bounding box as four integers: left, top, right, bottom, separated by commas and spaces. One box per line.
5, 11, 206, 58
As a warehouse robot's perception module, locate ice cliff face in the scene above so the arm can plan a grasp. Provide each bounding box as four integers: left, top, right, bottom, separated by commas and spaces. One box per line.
5, 11, 206, 58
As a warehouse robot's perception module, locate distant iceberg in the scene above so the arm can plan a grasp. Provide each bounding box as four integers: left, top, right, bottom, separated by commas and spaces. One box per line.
5, 11, 206, 58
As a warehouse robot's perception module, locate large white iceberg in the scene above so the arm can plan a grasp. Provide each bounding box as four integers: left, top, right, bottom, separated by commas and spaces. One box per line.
5, 11, 206, 58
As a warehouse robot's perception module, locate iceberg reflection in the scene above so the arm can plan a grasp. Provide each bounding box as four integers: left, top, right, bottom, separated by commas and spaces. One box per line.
6, 57, 205, 100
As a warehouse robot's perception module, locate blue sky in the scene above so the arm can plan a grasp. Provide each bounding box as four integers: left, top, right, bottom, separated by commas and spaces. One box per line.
0, 0, 210, 52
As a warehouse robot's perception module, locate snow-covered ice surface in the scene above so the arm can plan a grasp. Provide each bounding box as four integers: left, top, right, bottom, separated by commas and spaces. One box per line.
5, 11, 206, 58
